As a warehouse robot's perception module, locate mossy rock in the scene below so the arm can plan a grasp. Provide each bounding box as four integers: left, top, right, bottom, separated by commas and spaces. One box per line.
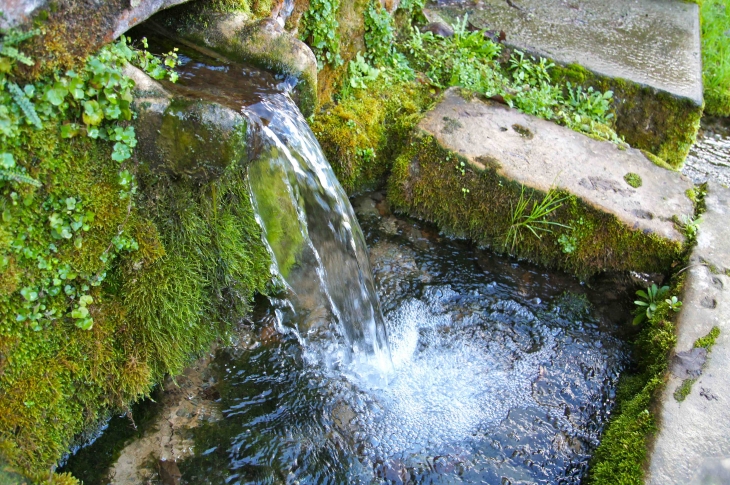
159, 12, 319, 117
387, 134, 684, 280
551, 63, 702, 169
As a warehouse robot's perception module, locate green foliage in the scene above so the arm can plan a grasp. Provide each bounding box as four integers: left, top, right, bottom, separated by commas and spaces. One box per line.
694, 325, 721, 350
364, 1, 395, 65
400, 19, 619, 141
347, 52, 380, 90
633, 284, 671, 325
557, 233, 577, 254
700, 0, 730, 116
586, 275, 683, 484
623, 172, 642, 188
300, 0, 343, 69
505, 185, 569, 252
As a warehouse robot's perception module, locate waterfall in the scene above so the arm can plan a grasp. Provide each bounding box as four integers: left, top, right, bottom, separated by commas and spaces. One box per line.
245, 93, 392, 377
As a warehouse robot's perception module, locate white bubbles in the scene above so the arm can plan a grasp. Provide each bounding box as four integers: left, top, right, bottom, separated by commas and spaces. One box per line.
346, 289, 557, 461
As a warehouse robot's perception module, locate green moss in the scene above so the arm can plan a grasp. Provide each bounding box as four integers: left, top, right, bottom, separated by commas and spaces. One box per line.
701, 0, 730, 116
694, 325, 721, 349
552, 63, 702, 169
623, 172, 643, 188
585, 274, 684, 485
387, 135, 684, 279
311, 81, 433, 193
248, 156, 305, 278
0, 117, 272, 480
674, 378, 696, 402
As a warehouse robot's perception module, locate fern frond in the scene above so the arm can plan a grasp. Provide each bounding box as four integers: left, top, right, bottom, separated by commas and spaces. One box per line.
0, 28, 41, 46
0, 168, 41, 187
0, 45, 33, 66
7, 82, 42, 129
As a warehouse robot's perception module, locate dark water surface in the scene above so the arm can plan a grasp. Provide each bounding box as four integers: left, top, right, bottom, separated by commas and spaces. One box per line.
171, 193, 628, 485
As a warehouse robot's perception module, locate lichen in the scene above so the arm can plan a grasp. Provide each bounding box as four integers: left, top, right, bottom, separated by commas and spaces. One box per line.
551, 63, 702, 169
387, 134, 684, 280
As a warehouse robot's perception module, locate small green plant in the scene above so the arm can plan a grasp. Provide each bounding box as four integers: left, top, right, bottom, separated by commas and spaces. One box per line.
700, 0, 730, 116
633, 284, 681, 324
300, 0, 343, 68
623, 172, 642, 188
356, 146, 376, 164
348, 52, 380, 89
679, 214, 700, 240
557, 233, 577, 254
364, 0, 395, 65
505, 185, 569, 251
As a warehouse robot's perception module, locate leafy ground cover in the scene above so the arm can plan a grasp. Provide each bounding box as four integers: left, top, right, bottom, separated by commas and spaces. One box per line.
701, 0, 730, 116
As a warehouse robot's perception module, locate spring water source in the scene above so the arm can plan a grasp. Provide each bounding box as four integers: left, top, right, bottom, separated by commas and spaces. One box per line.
80, 36, 628, 483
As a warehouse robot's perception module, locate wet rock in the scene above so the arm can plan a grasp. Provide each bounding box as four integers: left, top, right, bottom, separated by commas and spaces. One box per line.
422, 22, 454, 38
670, 348, 707, 379
158, 459, 182, 485
165, 14, 318, 117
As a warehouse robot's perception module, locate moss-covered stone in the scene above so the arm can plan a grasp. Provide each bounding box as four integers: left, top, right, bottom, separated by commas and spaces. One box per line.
0, 80, 273, 481
551, 63, 702, 169
585, 274, 684, 484
310, 82, 433, 194
158, 11, 319, 117
387, 134, 684, 280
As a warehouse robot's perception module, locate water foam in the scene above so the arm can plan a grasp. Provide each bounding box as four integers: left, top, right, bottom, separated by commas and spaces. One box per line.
348, 287, 557, 462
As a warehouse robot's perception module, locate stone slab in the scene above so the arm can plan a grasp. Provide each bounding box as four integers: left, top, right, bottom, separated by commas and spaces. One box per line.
418, 89, 694, 242
696, 182, 730, 275
647, 184, 730, 485
435, 0, 702, 105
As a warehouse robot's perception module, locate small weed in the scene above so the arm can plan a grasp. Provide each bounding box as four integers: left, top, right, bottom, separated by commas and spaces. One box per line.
633, 284, 681, 325
505, 185, 569, 252
623, 172, 642, 188
679, 214, 700, 240
299, 0, 343, 68
557, 233, 577, 254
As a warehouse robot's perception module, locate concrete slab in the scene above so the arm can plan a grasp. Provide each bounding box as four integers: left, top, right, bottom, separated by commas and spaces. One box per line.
647, 183, 730, 485
434, 0, 703, 106
418, 89, 694, 242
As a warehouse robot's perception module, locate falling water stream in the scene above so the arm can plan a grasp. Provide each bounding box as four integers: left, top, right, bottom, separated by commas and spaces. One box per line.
63, 34, 632, 484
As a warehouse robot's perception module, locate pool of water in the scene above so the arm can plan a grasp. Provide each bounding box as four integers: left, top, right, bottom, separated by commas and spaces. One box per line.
167, 192, 628, 485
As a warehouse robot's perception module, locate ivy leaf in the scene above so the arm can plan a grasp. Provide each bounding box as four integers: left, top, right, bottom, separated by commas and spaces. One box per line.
68, 76, 86, 100
75, 317, 94, 330
0, 153, 15, 169
111, 142, 131, 162
82, 100, 104, 126
71, 306, 89, 319
79, 295, 93, 306
45, 83, 69, 106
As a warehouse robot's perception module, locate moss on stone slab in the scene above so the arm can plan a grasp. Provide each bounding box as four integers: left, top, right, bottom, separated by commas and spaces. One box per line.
551, 63, 702, 169
585, 274, 684, 485
387, 134, 684, 280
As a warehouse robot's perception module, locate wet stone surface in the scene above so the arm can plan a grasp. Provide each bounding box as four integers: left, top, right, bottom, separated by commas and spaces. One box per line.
682, 118, 730, 187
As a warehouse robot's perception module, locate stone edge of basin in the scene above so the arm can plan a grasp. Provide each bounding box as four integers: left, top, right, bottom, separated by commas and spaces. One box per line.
417, 88, 694, 244
646, 182, 730, 485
